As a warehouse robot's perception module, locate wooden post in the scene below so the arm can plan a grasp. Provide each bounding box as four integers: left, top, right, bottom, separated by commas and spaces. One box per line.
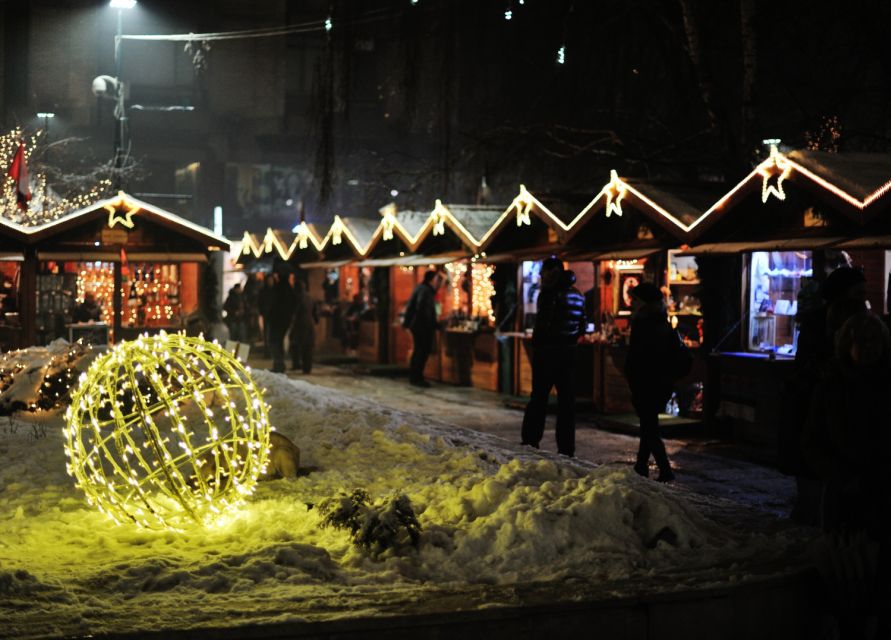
113, 260, 122, 343
20, 247, 38, 347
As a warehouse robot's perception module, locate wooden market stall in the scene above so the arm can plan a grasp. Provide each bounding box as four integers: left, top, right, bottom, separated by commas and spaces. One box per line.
560, 171, 718, 418
0, 218, 30, 351
356, 205, 429, 368
680, 146, 891, 451
310, 215, 380, 363
409, 201, 504, 390
479, 186, 581, 398
16, 191, 228, 347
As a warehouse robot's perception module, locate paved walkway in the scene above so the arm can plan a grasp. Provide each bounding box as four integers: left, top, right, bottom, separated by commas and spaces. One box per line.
248, 355, 797, 525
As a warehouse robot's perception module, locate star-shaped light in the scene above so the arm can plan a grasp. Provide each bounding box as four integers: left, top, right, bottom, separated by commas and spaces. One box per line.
600, 170, 627, 217
513, 185, 534, 227
329, 217, 344, 245
381, 214, 396, 241
431, 199, 447, 236
294, 221, 310, 250
105, 192, 139, 229
758, 145, 792, 203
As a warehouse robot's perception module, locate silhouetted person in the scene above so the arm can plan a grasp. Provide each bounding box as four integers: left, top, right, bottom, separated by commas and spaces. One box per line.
72, 292, 102, 323
521, 258, 585, 456
257, 273, 276, 357
224, 283, 246, 342
290, 279, 318, 373
267, 274, 296, 373
243, 275, 261, 344
403, 270, 441, 388
343, 293, 365, 352
789, 267, 868, 524
625, 282, 684, 482
803, 312, 890, 638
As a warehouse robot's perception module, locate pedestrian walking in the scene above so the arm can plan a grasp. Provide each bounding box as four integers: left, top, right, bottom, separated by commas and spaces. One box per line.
223, 283, 246, 342
520, 257, 586, 456
290, 278, 319, 373
624, 281, 690, 481
402, 270, 442, 387
267, 273, 296, 373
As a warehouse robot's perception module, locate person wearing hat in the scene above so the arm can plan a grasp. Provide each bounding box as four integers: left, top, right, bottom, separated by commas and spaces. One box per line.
624, 281, 681, 482
521, 257, 586, 456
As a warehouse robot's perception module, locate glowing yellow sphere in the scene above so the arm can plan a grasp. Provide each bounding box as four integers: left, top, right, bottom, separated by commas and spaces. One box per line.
64, 332, 271, 530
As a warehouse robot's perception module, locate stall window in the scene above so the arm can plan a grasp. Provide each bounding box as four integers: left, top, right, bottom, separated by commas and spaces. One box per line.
748, 250, 812, 355
520, 260, 542, 331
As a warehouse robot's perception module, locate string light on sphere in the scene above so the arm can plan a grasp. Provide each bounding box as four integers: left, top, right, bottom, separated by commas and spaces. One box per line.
64, 333, 272, 531
557, 45, 566, 65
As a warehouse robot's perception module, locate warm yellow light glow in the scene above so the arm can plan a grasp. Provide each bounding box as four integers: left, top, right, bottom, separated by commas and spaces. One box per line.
105, 192, 140, 229
757, 145, 792, 203
602, 170, 627, 217
431, 199, 447, 237
471, 262, 496, 324
1, 127, 111, 226
64, 333, 271, 531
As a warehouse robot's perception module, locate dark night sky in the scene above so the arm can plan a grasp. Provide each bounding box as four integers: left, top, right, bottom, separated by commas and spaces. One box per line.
3, 0, 890, 232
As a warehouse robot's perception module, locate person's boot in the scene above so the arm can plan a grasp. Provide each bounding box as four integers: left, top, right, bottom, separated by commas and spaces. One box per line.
656, 467, 676, 483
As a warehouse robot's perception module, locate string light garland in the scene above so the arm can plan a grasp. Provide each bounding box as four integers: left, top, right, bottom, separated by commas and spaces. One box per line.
1, 128, 111, 226
64, 333, 271, 530
471, 263, 496, 324
601, 169, 627, 217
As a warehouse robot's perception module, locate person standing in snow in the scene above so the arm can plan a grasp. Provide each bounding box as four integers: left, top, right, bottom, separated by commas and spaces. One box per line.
257, 273, 276, 357
521, 257, 586, 456
624, 282, 688, 482
403, 270, 442, 388
290, 278, 318, 373
267, 272, 296, 374
223, 283, 246, 342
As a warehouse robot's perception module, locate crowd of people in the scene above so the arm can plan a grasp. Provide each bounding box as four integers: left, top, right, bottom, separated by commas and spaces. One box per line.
224, 271, 319, 374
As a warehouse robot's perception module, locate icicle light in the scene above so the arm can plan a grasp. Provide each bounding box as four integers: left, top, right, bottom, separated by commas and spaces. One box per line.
64, 333, 271, 531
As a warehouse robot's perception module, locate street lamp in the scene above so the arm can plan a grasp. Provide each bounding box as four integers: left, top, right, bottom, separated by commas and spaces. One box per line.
109, 0, 136, 183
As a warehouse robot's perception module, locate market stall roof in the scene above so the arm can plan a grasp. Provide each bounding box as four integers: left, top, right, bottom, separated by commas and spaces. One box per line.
362, 205, 428, 259
317, 215, 379, 260
356, 251, 467, 268
23, 191, 229, 251
786, 150, 891, 216
562, 171, 701, 253
239, 231, 266, 260
684, 147, 891, 240
411, 201, 504, 254
0, 216, 30, 250
478, 185, 575, 255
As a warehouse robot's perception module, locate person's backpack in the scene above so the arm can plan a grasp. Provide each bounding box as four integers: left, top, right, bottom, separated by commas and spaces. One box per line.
669, 330, 694, 380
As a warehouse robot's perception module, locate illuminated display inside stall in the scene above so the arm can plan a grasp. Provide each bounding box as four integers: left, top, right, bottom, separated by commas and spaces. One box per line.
748, 250, 812, 355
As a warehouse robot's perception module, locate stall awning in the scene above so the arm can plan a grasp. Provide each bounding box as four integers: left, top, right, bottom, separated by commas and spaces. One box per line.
301, 259, 354, 269
0, 253, 24, 261
590, 247, 662, 260
833, 235, 891, 249
677, 237, 844, 255
36, 251, 209, 263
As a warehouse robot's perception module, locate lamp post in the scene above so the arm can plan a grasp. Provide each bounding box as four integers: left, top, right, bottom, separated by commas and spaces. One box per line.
109, 0, 136, 180
36, 112, 55, 211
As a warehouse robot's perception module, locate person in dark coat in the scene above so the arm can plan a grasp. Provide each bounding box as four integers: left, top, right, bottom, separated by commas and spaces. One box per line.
267, 273, 296, 373
290, 279, 318, 373
257, 274, 276, 357
223, 283, 246, 342
624, 282, 680, 482
72, 292, 102, 323
788, 267, 868, 524
521, 257, 586, 456
802, 312, 890, 637
403, 270, 441, 387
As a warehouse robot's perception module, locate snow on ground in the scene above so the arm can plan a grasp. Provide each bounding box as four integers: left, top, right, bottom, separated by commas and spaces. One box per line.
0, 367, 805, 638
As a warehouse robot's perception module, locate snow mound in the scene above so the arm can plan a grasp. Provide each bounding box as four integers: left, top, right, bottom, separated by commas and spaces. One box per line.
0, 370, 799, 638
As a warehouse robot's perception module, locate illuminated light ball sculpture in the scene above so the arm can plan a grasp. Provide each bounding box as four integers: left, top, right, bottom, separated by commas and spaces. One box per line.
64, 332, 271, 530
